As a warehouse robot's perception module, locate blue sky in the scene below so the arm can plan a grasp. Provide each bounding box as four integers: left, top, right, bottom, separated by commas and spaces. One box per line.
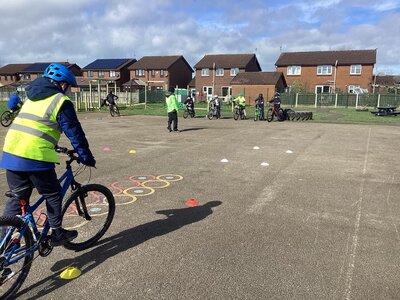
0, 0, 399, 74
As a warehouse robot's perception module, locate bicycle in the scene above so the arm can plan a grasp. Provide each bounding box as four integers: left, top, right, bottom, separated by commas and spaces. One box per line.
233, 104, 246, 120
0, 110, 19, 127
101, 99, 120, 117
183, 104, 195, 119
207, 102, 216, 120
0, 146, 115, 299
266, 103, 284, 122
109, 102, 120, 117
254, 105, 264, 121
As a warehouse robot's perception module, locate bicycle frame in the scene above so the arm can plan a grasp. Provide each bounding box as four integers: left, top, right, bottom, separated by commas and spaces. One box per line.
1, 162, 77, 267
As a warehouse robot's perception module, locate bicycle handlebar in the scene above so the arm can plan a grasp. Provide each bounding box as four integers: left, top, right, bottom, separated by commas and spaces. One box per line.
55, 146, 78, 161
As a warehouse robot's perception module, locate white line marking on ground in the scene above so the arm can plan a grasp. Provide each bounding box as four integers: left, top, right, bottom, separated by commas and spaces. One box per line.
386, 175, 400, 241
344, 127, 371, 300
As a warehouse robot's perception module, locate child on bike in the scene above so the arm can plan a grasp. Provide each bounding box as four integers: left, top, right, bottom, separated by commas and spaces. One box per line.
101, 90, 119, 108
254, 93, 265, 120
234, 92, 246, 118
7, 91, 23, 113
184, 95, 195, 116
268, 92, 281, 110
0, 63, 96, 246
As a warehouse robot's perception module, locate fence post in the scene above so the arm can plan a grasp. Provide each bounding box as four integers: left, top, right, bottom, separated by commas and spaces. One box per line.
377, 94, 380, 107
335, 93, 338, 108
314, 93, 318, 107
355, 94, 359, 109
295, 93, 298, 107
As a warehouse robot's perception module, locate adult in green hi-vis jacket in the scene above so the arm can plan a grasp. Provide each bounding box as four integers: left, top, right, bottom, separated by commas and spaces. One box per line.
166, 87, 179, 132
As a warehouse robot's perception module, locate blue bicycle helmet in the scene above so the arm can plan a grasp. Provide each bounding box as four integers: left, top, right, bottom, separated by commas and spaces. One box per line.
44, 63, 77, 87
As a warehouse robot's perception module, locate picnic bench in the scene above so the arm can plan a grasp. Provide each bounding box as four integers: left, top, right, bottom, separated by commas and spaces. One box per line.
371, 106, 400, 116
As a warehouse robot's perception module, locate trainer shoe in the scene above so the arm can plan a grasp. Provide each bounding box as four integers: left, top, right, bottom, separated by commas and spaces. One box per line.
51, 228, 78, 246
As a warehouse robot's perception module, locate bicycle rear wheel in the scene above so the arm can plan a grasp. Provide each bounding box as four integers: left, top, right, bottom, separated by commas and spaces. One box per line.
1, 111, 13, 127
62, 184, 115, 251
0, 216, 34, 300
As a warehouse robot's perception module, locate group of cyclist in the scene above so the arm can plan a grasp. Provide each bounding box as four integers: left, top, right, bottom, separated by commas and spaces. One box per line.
182, 91, 281, 121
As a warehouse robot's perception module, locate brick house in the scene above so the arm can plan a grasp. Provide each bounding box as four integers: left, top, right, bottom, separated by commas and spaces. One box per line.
0, 62, 80, 89
230, 72, 287, 105
193, 53, 261, 101
0, 63, 31, 87
78, 58, 136, 91
128, 55, 193, 90
275, 49, 377, 93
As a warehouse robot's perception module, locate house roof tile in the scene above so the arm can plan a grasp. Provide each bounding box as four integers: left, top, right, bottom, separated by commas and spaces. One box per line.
0, 63, 32, 75
129, 55, 192, 71
275, 49, 377, 66
230, 72, 285, 86
194, 54, 261, 70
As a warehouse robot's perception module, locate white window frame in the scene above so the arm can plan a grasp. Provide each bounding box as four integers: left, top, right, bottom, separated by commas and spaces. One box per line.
201, 68, 210, 76
87, 70, 94, 77
230, 68, 239, 76
287, 65, 301, 76
98, 71, 104, 77
136, 69, 145, 77
317, 65, 332, 75
350, 64, 362, 75
160, 70, 164, 77
348, 85, 360, 93
110, 70, 117, 77
315, 85, 331, 94
216, 68, 224, 76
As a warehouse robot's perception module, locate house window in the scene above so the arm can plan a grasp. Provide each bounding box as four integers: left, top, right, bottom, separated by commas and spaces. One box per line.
315, 85, 331, 93
110, 70, 117, 77
24, 74, 30, 80
136, 69, 145, 77
221, 86, 231, 97
160, 70, 164, 77
87, 71, 94, 77
317, 65, 332, 75
201, 68, 210, 76
151, 70, 156, 76
348, 85, 360, 93
216, 68, 224, 76
287, 66, 301, 75
98, 71, 105, 77
350, 64, 361, 75
230, 68, 239, 76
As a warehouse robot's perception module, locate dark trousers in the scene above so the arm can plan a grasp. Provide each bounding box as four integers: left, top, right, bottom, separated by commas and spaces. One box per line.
215, 106, 221, 118
4, 169, 63, 228
167, 111, 178, 131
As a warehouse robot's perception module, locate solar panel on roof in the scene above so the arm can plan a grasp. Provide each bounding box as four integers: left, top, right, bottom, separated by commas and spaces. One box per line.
23, 63, 52, 72
83, 59, 129, 69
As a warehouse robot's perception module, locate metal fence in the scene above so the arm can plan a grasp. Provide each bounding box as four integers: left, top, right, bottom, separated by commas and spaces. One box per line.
281, 93, 400, 108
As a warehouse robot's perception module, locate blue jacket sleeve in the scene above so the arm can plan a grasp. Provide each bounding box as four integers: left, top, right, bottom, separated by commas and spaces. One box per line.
57, 101, 96, 166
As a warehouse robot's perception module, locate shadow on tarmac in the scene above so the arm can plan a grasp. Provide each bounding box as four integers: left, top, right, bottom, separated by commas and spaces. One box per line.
179, 127, 207, 132
18, 201, 222, 299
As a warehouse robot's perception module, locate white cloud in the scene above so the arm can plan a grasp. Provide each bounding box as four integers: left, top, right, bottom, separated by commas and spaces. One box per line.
0, 0, 399, 74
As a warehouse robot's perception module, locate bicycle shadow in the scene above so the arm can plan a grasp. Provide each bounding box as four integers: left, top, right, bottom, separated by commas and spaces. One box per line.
18, 200, 222, 299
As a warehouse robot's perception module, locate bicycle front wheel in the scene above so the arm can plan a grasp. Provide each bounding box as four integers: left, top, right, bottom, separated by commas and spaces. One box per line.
0, 216, 34, 300
62, 184, 115, 251
266, 108, 274, 122
1, 111, 13, 127
183, 110, 189, 119
207, 111, 214, 120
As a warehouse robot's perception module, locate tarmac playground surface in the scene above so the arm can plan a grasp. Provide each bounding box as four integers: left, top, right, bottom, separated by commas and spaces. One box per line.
1, 112, 400, 299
